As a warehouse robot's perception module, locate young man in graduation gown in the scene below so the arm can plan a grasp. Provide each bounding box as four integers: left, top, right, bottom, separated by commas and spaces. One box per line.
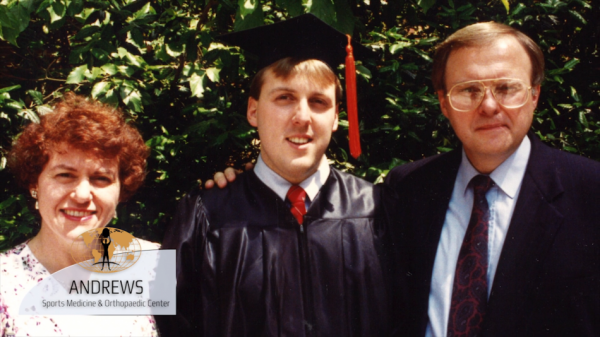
155, 15, 395, 336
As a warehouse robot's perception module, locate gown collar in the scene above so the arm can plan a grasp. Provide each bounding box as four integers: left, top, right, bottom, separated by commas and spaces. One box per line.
254, 154, 330, 202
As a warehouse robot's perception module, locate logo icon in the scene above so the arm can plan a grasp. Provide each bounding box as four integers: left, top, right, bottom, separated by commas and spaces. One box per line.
71, 227, 142, 273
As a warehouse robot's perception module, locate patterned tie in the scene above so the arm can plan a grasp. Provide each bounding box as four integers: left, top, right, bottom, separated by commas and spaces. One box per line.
447, 175, 494, 337
286, 185, 307, 225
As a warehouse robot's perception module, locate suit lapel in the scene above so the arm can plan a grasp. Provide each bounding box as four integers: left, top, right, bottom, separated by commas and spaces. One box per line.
484, 135, 565, 334
422, 154, 462, 266
411, 149, 462, 248
406, 150, 462, 335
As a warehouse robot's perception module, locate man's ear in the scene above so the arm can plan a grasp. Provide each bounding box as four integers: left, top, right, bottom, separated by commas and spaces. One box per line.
531, 85, 541, 107
332, 104, 339, 132
437, 90, 450, 118
247, 97, 258, 127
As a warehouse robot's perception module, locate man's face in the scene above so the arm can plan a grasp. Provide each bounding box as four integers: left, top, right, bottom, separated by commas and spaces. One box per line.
247, 67, 338, 184
437, 36, 540, 173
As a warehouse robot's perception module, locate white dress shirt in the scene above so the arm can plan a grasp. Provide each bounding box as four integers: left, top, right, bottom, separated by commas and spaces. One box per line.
425, 136, 531, 337
253, 154, 330, 208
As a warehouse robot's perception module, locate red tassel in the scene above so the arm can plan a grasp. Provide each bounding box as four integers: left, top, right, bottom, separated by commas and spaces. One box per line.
345, 34, 361, 159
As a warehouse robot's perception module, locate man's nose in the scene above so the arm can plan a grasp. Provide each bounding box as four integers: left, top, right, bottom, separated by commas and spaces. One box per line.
479, 87, 500, 115
292, 100, 311, 124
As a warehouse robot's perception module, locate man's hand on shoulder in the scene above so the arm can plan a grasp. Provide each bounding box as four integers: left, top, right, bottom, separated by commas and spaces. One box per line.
203, 163, 255, 189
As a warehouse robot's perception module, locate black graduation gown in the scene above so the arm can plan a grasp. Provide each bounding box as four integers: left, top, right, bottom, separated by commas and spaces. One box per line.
155, 168, 393, 336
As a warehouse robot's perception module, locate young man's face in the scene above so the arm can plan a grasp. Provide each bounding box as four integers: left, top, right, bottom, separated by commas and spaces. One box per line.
247, 65, 338, 184
437, 36, 540, 173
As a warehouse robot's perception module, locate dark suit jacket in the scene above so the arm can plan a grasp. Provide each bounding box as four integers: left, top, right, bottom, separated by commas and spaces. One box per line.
385, 134, 600, 336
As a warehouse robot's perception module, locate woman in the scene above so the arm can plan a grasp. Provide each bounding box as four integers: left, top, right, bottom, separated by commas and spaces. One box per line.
0, 94, 158, 336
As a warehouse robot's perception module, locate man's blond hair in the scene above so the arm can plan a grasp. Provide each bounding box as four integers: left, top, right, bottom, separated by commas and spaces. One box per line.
249, 58, 342, 102
432, 22, 545, 92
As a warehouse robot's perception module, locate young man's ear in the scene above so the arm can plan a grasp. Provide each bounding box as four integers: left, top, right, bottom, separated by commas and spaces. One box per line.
332, 104, 339, 132
247, 97, 258, 127
437, 90, 450, 118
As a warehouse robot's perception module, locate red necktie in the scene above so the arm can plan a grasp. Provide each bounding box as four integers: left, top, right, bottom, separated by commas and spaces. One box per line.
447, 175, 494, 337
286, 185, 307, 225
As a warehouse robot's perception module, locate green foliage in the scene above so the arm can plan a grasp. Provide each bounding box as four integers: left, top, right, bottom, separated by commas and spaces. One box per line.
0, 193, 38, 249
1, 0, 598, 249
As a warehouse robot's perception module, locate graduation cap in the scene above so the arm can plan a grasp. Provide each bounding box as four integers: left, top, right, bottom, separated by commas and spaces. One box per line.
219, 14, 373, 159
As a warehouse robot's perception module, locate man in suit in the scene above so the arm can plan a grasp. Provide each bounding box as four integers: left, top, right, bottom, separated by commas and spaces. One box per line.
385, 22, 600, 336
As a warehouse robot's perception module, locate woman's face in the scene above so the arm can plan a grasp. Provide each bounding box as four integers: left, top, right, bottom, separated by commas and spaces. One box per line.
35, 144, 120, 242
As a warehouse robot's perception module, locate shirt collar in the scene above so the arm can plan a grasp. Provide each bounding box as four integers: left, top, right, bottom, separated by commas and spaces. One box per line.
254, 154, 330, 202
458, 135, 531, 198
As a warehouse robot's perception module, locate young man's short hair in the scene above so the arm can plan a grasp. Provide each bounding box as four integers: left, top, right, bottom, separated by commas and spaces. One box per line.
249, 57, 343, 103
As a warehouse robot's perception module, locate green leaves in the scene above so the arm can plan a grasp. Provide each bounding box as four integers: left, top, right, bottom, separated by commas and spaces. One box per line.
47, 0, 66, 23
355, 65, 371, 81
234, 0, 264, 31
417, 0, 437, 14
307, 0, 335, 22
206, 67, 221, 83
131, 2, 156, 23
26, 90, 43, 105
0, 85, 21, 95
306, 0, 355, 34
66, 65, 88, 84
120, 84, 142, 112
390, 41, 412, 54
564, 58, 580, 70
500, 0, 510, 14
332, 0, 354, 35
0, 0, 598, 250
0, 194, 37, 251
276, 0, 303, 17
101, 64, 119, 76
0, 0, 36, 46
91, 81, 111, 99
189, 73, 206, 98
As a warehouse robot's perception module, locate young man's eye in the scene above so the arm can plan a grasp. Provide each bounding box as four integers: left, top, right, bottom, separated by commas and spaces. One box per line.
309, 97, 331, 109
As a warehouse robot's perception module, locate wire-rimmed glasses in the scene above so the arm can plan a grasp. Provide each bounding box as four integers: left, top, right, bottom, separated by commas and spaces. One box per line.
446, 78, 533, 112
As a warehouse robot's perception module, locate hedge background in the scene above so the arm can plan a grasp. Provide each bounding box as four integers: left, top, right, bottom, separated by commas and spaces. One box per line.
1, 0, 598, 250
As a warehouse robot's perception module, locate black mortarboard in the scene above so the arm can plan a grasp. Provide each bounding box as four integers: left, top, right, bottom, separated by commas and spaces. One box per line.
219, 14, 372, 158
218, 14, 373, 71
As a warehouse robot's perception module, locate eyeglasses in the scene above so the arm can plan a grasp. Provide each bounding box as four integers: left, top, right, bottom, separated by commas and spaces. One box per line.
446, 78, 533, 112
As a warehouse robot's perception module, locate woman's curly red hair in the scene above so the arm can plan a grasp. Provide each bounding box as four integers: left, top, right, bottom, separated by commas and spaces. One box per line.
8, 94, 149, 201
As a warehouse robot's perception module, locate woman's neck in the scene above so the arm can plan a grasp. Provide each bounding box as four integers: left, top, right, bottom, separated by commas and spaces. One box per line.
28, 229, 77, 274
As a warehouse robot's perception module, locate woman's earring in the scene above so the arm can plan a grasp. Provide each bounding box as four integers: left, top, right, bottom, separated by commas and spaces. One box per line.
31, 189, 39, 209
